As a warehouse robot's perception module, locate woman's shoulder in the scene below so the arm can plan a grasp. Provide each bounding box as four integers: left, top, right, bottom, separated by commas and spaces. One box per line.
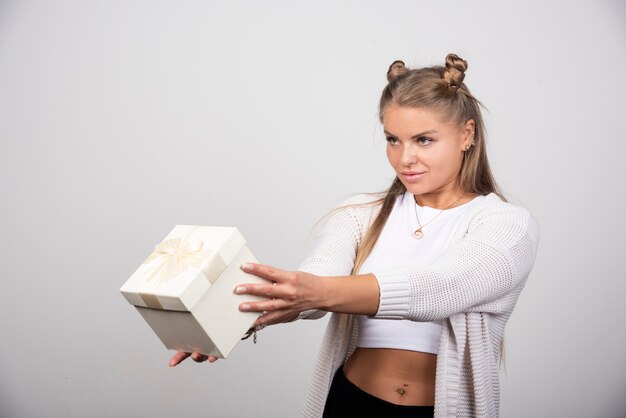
314, 192, 386, 236
468, 193, 540, 237
477, 192, 533, 215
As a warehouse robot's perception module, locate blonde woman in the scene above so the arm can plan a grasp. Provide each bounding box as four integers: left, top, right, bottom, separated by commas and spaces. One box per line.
171, 53, 540, 418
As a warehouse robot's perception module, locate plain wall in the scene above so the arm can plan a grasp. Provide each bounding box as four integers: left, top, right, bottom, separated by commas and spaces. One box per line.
1, 1, 624, 417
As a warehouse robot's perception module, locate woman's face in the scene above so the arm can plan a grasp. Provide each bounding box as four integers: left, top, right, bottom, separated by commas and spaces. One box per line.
383, 105, 475, 206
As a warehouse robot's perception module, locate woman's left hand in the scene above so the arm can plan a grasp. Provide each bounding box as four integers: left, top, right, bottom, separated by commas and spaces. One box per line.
235, 262, 327, 327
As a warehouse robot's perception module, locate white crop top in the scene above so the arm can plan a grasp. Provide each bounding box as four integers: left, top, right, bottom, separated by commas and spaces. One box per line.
356, 190, 484, 354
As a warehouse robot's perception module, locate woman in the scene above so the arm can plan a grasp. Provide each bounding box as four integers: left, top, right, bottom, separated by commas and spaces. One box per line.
170, 53, 540, 418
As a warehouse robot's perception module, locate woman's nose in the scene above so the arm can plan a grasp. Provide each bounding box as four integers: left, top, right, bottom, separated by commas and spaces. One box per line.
402, 147, 417, 166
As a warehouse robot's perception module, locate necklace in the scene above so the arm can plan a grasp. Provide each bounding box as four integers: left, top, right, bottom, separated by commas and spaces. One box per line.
413, 194, 464, 239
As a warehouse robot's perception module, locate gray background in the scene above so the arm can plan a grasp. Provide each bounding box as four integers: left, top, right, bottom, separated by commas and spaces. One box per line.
1, 1, 624, 417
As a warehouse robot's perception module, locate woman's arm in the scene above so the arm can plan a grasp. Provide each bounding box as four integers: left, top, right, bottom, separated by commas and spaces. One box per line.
370, 204, 540, 321
239, 194, 379, 326
238, 202, 539, 324
237, 265, 379, 317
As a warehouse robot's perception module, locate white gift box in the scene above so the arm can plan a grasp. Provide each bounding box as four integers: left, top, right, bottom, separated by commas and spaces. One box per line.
120, 225, 267, 358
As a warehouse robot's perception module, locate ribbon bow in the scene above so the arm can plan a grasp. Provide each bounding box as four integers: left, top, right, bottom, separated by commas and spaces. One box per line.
141, 237, 212, 285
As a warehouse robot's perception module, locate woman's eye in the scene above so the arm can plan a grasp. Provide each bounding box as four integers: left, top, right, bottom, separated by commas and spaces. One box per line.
417, 136, 433, 145
386, 136, 398, 145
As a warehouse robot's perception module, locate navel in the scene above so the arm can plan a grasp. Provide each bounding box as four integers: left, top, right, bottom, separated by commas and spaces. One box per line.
396, 383, 409, 396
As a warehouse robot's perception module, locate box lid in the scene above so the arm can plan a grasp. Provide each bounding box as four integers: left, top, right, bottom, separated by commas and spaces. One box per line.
120, 225, 246, 312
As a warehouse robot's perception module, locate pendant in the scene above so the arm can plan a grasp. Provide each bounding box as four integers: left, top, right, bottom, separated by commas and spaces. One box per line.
414, 228, 424, 239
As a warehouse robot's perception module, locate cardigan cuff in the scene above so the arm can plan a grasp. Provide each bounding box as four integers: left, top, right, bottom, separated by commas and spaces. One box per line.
295, 308, 327, 321
371, 267, 411, 319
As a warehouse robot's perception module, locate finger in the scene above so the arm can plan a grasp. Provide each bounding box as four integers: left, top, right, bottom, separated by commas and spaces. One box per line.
239, 298, 288, 313
234, 282, 281, 299
191, 352, 209, 363
169, 351, 191, 367
240, 262, 288, 284
208, 356, 218, 363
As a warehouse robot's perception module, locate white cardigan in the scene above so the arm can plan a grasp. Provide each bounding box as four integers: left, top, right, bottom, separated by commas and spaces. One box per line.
295, 191, 540, 418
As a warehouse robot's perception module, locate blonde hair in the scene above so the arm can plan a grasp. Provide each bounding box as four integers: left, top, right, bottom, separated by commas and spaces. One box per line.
312, 53, 507, 362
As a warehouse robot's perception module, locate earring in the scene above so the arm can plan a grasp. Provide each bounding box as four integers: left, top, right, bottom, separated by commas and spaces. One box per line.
466, 131, 475, 151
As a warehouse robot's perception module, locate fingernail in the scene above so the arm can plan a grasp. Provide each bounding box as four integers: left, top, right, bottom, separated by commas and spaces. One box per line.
235, 286, 246, 294
241, 263, 253, 271
240, 304, 251, 311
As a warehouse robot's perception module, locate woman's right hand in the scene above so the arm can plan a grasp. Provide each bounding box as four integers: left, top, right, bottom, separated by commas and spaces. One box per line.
169, 351, 218, 367
167, 310, 300, 367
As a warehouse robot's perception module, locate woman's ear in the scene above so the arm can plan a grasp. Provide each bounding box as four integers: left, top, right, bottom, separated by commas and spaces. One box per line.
461, 119, 476, 150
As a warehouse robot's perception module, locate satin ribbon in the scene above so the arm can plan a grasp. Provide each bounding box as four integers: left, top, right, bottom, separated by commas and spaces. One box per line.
141, 237, 214, 285
138, 232, 228, 309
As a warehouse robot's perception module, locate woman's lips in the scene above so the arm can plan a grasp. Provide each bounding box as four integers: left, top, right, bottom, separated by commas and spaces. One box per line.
401, 172, 426, 182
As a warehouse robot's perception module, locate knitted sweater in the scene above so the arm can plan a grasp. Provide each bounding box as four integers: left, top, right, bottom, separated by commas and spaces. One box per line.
295, 192, 540, 418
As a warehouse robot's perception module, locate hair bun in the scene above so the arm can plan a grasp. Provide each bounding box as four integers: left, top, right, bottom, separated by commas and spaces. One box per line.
387, 60, 408, 82
443, 53, 468, 88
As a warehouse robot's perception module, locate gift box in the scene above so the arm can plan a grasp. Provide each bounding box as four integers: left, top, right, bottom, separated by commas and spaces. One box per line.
120, 225, 267, 358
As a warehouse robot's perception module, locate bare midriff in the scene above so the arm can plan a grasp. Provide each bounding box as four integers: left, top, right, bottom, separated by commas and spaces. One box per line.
342, 347, 436, 406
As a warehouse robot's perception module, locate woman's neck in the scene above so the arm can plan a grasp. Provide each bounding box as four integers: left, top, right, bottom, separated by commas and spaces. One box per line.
413, 190, 476, 209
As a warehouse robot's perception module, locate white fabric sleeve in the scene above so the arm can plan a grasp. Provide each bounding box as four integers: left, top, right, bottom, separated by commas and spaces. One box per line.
371, 204, 540, 321
289, 197, 369, 321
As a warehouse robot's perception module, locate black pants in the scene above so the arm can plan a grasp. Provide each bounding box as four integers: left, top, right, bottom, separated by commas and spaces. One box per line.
322, 366, 435, 418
